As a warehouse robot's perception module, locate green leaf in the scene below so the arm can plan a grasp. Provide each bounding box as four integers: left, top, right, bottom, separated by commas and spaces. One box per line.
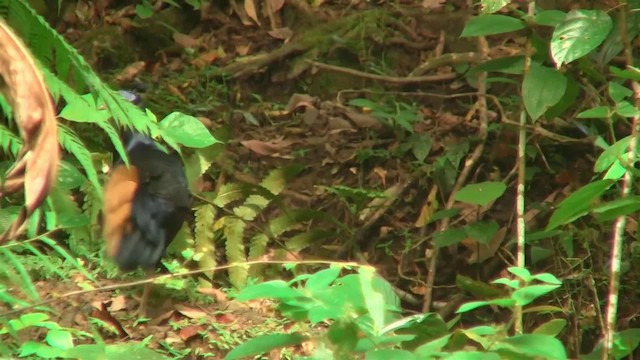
577, 106, 610, 119
456, 298, 515, 313
546, 179, 614, 231
532, 273, 562, 285
594, 136, 630, 173
235, 281, 302, 301
522, 63, 567, 120
609, 82, 633, 102
493, 334, 567, 359
57, 161, 86, 190
359, 267, 385, 336
454, 181, 506, 206
328, 321, 359, 353
481, 0, 510, 14
511, 284, 561, 306
507, 267, 531, 282
551, 9, 613, 67
306, 267, 341, 291
615, 101, 639, 117
409, 133, 432, 162
591, 197, 640, 221
533, 10, 567, 27
45, 329, 74, 350
533, 319, 567, 337
159, 112, 218, 148
224, 333, 307, 360
461, 15, 526, 37
433, 228, 466, 248
492, 278, 520, 289
365, 349, 416, 360
464, 220, 498, 244
413, 334, 452, 357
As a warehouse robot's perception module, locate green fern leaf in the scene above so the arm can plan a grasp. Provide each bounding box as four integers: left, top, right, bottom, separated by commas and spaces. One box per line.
0, 125, 23, 156
57, 124, 102, 197
223, 216, 247, 289
194, 204, 216, 284
0, 248, 38, 301
247, 233, 269, 280
214, 183, 246, 207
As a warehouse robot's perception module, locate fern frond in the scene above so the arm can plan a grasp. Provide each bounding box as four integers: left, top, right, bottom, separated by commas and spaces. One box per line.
194, 204, 216, 284
0, 124, 23, 157
57, 124, 102, 197
247, 233, 269, 280
224, 216, 247, 289
0, 248, 38, 301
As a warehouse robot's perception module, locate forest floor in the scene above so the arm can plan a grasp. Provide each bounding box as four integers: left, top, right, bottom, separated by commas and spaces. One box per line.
9, 0, 627, 358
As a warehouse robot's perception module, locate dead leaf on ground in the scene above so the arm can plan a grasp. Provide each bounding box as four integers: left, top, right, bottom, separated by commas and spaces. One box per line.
464, 226, 508, 264
268, 27, 293, 41
179, 324, 203, 341
175, 304, 208, 319
197, 287, 229, 305
241, 138, 294, 156
113, 61, 145, 83
173, 32, 200, 49
109, 295, 127, 311
191, 50, 220, 68
244, 0, 261, 25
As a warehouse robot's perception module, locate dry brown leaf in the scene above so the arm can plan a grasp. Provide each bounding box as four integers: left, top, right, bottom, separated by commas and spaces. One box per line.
197, 287, 229, 305
244, 0, 261, 25
175, 304, 208, 319
268, 27, 293, 41
179, 325, 203, 341
422, 0, 445, 8
344, 109, 383, 129
372, 167, 387, 187
109, 295, 127, 311
166, 84, 188, 102
415, 186, 438, 228
191, 50, 219, 68
241, 139, 294, 156
113, 61, 145, 83
285, 93, 317, 113
173, 32, 200, 49
0, 19, 59, 241
236, 43, 251, 56
465, 226, 508, 264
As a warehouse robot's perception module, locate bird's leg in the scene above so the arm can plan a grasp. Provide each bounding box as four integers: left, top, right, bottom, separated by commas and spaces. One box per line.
131, 282, 153, 317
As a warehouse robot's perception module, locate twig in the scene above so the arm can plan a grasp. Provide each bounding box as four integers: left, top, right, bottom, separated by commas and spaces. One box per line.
306, 60, 457, 84
0, 260, 364, 317
422, 36, 490, 312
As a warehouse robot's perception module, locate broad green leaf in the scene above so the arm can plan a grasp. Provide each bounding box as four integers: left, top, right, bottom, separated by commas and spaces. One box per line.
610, 65, 640, 81
306, 267, 341, 291
454, 181, 506, 206
591, 197, 640, 221
456, 298, 514, 313
551, 9, 613, 67
471, 56, 524, 75
366, 349, 415, 360
582, 329, 640, 360
235, 280, 302, 301
159, 112, 218, 148
533, 10, 566, 26
615, 100, 639, 117
433, 228, 466, 248
328, 321, 359, 352
224, 333, 307, 360
577, 106, 610, 118
45, 329, 73, 350
594, 136, 630, 172
464, 220, 498, 244
507, 266, 531, 282
481, 0, 510, 14
533, 319, 567, 337
359, 267, 385, 336
493, 334, 567, 359
461, 15, 526, 37
443, 351, 501, 360
410, 133, 432, 162
511, 284, 561, 306
413, 334, 452, 357
491, 278, 520, 289
609, 82, 633, 102
522, 63, 567, 120
532, 273, 562, 285
546, 179, 614, 231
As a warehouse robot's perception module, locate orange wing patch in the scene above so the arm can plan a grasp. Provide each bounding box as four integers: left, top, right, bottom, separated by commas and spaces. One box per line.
103, 165, 139, 258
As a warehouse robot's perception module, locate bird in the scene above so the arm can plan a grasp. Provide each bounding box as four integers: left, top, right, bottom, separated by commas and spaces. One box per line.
102, 91, 191, 316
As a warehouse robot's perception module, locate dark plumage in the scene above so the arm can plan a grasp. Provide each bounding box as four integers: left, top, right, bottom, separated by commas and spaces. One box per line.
103, 133, 190, 271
